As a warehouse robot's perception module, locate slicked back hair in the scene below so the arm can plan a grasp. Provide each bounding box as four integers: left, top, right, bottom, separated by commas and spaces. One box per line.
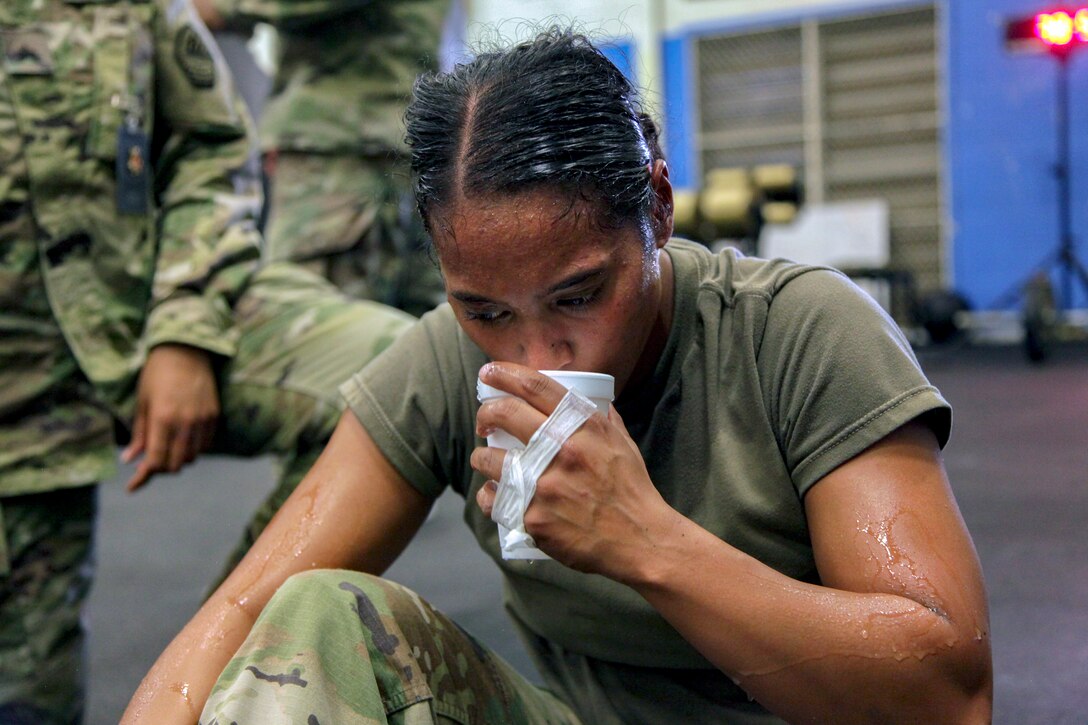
405, 28, 664, 241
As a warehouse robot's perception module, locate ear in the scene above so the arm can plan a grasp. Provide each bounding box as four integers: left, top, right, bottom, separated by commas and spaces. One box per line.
649, 159, 674, 248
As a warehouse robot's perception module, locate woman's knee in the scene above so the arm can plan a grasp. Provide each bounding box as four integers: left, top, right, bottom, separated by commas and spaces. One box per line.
269, 569, 422, 635
274, 568, 383, 606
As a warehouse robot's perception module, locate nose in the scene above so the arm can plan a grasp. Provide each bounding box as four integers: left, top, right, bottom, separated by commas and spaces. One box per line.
520, 334, 574, 371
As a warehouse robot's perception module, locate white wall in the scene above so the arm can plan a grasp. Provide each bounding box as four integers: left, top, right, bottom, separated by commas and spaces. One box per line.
467, 0, 883, 34
468, 0, 653, 37
659, 0, 884, 32
465, 1, 662, 93
465, 0, 891, 102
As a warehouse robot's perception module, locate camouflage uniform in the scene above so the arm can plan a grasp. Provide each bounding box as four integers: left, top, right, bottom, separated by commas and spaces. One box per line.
201, 570, 581, 725
0, 1, 413, 722
212, 0, 450, 317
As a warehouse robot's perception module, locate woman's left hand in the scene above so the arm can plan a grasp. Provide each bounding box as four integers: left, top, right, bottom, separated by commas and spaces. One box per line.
471, 362, 681, 581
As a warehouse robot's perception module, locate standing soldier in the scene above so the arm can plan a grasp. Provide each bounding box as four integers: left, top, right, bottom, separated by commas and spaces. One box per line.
195, 0, 452, 317
0, 1, 413, 722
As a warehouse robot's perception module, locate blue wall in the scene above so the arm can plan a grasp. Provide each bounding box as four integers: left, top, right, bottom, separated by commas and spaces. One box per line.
660, 0, 1088, 310
661, 35, 696, 190
600, 40, 636, 87
948, 0, 1087, 310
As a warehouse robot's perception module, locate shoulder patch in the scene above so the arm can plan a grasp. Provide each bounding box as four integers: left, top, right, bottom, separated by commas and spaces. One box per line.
1, 28, 54, 75
174, 25, 215, 89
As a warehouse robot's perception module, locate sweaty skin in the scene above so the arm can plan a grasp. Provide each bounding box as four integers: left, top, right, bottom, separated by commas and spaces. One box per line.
470, 365, 991, 723
443, 165, 990, 722
123, 161, 991, 723
122, 412, 433, 724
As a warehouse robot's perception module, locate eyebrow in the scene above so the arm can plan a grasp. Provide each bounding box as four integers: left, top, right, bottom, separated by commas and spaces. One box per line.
449, 266, 607, 306
547, 267, 606, 295
449, 291, 495, 305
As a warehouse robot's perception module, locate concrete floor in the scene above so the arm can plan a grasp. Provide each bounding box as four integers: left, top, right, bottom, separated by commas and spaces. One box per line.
85, 461, 534, 724
914, 340, 1088, 725
85, 341, 1088, 724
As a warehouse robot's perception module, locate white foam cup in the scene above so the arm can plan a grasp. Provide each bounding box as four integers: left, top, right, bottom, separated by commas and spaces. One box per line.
476, 370, 615, 450
476, 369, 615, 560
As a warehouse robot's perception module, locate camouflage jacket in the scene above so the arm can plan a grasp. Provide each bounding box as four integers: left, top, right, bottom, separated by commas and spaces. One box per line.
0, 0, 261, 493
0, 0, 260, 404
212, 0, 449, 154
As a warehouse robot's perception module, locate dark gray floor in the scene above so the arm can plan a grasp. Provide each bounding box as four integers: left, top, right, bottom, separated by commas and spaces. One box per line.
914, 340, 1088, 725
85, 461, 532, 724
85, 341, 1088, 724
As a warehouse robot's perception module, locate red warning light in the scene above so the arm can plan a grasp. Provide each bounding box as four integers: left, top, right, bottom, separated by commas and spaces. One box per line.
1076, 9, 1088, 40
1036, 11, 1075, 45
1007, 7, 1088, 54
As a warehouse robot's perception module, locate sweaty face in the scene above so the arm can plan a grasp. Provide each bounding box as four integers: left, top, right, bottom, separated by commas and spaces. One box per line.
432, 189, 672, 397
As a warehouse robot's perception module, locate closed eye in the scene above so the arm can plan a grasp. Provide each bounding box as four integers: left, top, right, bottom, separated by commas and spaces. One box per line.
556, 287, 602, 310
463, 308, 509, 324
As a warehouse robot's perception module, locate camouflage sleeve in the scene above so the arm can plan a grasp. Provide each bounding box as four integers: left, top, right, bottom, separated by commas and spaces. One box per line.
144, 0, 262, 357
210, 0, 375, 32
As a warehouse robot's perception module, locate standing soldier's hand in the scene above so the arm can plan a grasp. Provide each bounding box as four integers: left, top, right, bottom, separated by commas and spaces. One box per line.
123, 344, 221, 491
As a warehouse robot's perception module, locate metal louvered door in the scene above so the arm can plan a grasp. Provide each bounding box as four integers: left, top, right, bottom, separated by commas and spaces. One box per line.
820, 6, 942, 293
697, 26, 805, 172
695, 4, 943, 293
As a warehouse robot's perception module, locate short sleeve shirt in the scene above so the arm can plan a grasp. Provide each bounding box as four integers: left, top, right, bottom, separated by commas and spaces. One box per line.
340, 238, 951, 672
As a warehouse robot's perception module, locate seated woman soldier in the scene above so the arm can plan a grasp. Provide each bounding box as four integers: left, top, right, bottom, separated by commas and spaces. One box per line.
124, 29, 992, 725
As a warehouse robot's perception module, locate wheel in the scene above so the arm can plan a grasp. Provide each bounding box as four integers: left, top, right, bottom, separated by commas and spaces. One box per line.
1022, 273, 1057, 363
915, 290, 970, 345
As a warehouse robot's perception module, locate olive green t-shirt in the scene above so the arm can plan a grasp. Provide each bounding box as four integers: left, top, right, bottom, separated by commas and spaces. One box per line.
341, 238, 951, 714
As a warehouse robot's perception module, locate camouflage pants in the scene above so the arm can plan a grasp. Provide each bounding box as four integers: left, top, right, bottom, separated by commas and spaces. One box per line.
208, 262, 415, 586
213, 262, 413, 492
0, 264, 415, 724
209, 260, 413, 570
0, 486, 95, 725
264, 152, 446, 318
201, 570, 581, 725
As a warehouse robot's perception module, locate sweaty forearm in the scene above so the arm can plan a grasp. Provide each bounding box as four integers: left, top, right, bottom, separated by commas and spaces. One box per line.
122, 594, 256, 724
123, 514, 338, 723
627, 516, 991, 724
121, 480, 333, 722
123, 415, 434, 723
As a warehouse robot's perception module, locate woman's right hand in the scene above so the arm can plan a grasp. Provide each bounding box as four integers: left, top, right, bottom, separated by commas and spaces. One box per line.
471, 362, 679, 582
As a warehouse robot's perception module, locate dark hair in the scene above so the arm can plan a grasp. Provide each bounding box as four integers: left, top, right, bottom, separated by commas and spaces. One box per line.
405, 28, 664, 237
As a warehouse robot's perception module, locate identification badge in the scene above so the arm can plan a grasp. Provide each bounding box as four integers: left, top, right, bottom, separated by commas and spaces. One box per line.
116, 124, 150, 215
